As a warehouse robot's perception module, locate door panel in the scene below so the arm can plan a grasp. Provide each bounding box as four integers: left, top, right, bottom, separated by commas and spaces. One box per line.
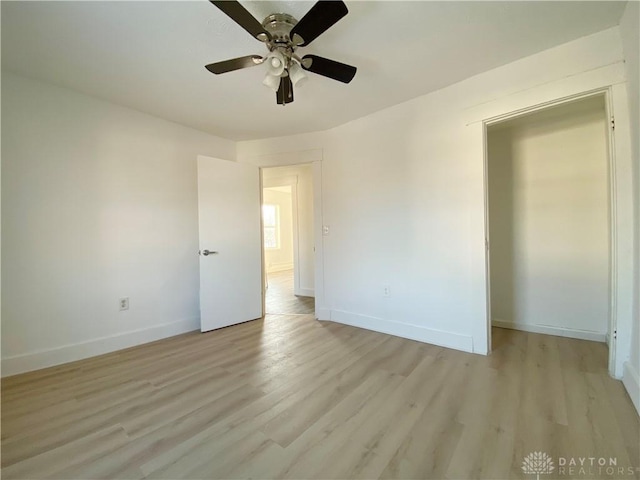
197, 156, 262, 332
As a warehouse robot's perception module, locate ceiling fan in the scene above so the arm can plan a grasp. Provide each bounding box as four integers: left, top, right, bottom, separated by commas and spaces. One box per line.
205, 0, 357, 105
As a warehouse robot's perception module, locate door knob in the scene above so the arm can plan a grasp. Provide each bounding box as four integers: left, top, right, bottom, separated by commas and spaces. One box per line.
201, 250, 218, 256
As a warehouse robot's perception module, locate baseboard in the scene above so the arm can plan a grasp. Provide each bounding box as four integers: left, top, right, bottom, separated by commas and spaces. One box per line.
623, 361, 640, 416
492, 319, 606, 342
267, 263, 293, 273
295, 287, 315, 298
1, 317, 200, 377
330, 310, 474, 353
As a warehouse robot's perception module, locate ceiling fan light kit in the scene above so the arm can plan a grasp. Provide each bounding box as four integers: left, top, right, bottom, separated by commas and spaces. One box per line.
206, 0, 357, 106
288, 62, 308, 87
265, 49, 286, 76
262, 71, 281, 92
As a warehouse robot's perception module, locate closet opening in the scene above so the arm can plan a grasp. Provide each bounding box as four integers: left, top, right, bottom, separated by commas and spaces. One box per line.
485, 93, 613, 368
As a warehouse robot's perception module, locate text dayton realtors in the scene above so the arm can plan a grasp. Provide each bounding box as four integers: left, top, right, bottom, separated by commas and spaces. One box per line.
557, 457, 638, 477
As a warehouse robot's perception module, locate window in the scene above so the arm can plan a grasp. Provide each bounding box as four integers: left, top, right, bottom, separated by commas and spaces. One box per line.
262, 204, 279, 249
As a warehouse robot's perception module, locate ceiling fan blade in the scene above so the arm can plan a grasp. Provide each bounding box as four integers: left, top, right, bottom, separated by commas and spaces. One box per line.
276, 76, 294, 105
205, 55, 264, 74
209, 1, 271, 42
300, 55, 356, 83
289, 1, 348, 47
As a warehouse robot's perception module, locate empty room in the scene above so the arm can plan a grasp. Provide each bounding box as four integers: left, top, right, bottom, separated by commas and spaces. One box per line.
1, 1, 639, 479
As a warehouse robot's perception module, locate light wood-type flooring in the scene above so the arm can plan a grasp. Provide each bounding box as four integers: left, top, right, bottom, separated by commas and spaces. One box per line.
265, 269, 314, 315
2, 316, 639, 479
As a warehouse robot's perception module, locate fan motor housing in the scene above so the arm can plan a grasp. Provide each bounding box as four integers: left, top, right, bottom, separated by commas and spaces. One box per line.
262, 13, 298, 46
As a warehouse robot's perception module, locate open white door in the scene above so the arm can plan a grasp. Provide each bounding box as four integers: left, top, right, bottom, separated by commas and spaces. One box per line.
197, 156, 262, 332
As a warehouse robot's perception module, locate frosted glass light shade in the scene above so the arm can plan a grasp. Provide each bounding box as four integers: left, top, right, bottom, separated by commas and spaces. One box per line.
262, 73, 281, 92
265, 50, 286, 77
289, 62, 308, 87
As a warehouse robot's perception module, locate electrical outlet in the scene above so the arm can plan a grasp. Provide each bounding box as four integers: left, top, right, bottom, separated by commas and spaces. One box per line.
383, 285, 391, 297
119, 297, 129, 311
322, 225, 330, 236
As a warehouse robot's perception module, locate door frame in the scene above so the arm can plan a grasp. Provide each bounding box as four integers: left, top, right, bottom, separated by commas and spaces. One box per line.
481, 87, 618, 375
240, 149, 325, 321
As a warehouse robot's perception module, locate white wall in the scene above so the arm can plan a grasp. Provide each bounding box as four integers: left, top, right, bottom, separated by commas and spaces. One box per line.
1, 72, 235, 376
263, 187, 294, 273
488, 98, 609, 341
238, 28, 635, 376
619, 1, 640, 414
262, 164, 315, 297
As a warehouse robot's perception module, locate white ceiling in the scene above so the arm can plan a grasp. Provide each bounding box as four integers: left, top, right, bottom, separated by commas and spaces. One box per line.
1, 1, 626, 141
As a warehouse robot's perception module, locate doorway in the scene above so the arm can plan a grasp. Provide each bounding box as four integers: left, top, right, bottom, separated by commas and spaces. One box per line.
261, 164, 315, 315
485, 94, 612, 355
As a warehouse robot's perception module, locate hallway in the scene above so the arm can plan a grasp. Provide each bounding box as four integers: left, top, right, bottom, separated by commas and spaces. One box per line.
265, 269, 314, 315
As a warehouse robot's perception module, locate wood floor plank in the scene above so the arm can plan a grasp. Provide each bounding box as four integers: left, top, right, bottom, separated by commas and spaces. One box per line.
2, 315, 638, 480
1, 367, 232, 465
269, 372, 405, 479
378, 358, 469, 479
1, 425, 129, 479
260, 336, 402, 447
265, 269, 315, 315
50, 384, 266, 480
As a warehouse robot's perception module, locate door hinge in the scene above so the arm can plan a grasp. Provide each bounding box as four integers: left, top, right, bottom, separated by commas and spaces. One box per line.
613, 329, 617, 340
611, 116, 615, 130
